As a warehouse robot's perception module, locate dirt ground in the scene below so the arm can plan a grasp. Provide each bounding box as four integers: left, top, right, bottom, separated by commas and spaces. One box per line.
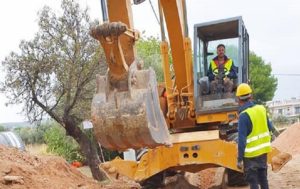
268, 155, 300, 189
1, 123, 299, 189
0, 145, 140, 189
268, 123, 300, 189
0, 145, 100, 189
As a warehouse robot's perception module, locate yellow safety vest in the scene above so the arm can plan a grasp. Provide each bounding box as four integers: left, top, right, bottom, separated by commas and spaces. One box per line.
241, 105, 271, 158
210, 58, 233, 76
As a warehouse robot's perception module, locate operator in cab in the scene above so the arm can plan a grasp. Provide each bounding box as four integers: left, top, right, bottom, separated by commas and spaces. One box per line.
207, 44, 238, 94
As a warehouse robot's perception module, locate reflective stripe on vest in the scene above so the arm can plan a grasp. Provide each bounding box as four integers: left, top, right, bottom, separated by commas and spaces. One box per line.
246, 131, 270, 143
210, 58, 233, 75
241, 105, 271, 158
245, 142, 271, 153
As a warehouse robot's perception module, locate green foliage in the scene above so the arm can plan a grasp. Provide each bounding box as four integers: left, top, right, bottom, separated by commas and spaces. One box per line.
0, 125, 7, 132
136, 36, 164, 82
44, 123, 84, 162
0, 0, 103, 123
102, 148, 121, 161
249, 52, 278, 104
271, 115, 299, 127
271, 115, 289, 124
0, 0, 107, 179
14, 124, 50, 144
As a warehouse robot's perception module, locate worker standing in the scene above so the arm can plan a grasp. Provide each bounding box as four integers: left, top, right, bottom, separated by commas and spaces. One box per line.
236, 83, 273, 189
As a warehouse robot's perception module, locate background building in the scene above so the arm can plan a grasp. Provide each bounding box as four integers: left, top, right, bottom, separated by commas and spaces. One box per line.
267, 97, 300, 119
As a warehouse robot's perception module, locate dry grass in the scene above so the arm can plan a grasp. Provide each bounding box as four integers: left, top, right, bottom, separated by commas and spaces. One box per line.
26, 144, 52, 156
77, 166, 93, 178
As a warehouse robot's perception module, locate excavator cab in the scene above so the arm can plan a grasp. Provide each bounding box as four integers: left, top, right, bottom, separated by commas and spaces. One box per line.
194, 17, 249, 124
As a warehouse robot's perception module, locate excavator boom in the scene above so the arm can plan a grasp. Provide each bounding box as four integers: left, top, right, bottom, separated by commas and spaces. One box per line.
90, 0, 171, 150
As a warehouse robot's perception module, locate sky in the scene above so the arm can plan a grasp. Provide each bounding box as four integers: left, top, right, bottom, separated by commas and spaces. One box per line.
0, 0, 300, 123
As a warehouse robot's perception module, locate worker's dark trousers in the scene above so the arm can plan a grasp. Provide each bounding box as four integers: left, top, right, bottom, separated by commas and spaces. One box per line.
243, 154, 269, 189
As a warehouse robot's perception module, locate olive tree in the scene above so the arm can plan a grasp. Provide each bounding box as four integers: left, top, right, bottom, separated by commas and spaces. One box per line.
1, 0, 107, 180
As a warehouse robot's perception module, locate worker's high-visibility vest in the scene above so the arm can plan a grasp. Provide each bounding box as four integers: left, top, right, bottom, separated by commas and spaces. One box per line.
241, 105, 272, 158
210, 58, 233, 75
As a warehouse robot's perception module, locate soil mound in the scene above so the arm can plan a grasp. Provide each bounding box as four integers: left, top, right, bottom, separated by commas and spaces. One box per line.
0, 145, 101, 189
272, 123, 300, 156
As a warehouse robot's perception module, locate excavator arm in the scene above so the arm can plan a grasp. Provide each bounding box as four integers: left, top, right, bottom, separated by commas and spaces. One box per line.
90, 0, 172, 150
159, 0, 195, 123
90, 0, 196, 151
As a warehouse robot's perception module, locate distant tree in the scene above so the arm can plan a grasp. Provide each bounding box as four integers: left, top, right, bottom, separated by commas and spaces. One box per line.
271, 115, 289, 126
136, 36, 165, 82
0, 125, 6, 132
0, 0, 107, 180
14, 123, 51, 144
249, 52, 278, 104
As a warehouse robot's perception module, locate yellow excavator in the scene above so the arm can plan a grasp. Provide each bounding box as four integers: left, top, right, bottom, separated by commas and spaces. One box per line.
90, 0, 291, 187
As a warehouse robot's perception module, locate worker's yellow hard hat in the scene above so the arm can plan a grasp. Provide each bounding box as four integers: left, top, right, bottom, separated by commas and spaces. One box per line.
236, 83, 252, 98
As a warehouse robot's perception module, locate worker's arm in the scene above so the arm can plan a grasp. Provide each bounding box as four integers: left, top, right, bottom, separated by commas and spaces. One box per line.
207, 63, 215, 81
237, 112, 252, 162
267, 118, 274, 132
226, 61, 238, 79
267, 116, 280, 137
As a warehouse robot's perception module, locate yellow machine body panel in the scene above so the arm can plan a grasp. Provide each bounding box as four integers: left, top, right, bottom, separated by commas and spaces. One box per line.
100, 131, 291, 181
196, 111, 238, 124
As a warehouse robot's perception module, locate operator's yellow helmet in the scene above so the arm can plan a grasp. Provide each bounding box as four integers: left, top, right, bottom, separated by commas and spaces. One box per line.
236, 83, 252, 99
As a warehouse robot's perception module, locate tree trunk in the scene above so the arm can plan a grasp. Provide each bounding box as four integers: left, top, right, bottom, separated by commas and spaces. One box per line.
63, 117, 108, 181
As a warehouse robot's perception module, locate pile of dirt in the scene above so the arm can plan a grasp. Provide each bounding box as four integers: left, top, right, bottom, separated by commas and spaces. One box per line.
269, 155, 300, 189
272, 123, 300, 156
0, 145, 141, 189
0, 145, 102, 189
184, 168, 217, 188
267, 123, 300, 188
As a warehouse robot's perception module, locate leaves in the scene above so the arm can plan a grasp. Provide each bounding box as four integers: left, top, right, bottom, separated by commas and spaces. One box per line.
136, 36, 165, 82
44, 123, 84, 162
249, 52, 278, 104
0, 0, 104, 124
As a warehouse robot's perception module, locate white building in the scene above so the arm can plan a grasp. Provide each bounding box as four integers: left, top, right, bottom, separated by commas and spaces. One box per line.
267, 97, 300, 118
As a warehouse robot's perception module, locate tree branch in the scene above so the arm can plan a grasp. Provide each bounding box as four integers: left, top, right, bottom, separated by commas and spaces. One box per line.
26, 70, 63, 125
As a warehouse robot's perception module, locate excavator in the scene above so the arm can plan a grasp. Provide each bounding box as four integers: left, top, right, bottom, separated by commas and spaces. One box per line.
90, 0, 291, 187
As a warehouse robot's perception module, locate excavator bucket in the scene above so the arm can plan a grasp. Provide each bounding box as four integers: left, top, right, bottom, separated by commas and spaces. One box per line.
268, 147, 292, 172
91, 67, 171, 151
271, 152, 292, 172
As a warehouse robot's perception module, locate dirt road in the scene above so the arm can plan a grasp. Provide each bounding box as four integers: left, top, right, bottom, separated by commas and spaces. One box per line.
268, 155, 300, 189
223, 155, 300, 189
